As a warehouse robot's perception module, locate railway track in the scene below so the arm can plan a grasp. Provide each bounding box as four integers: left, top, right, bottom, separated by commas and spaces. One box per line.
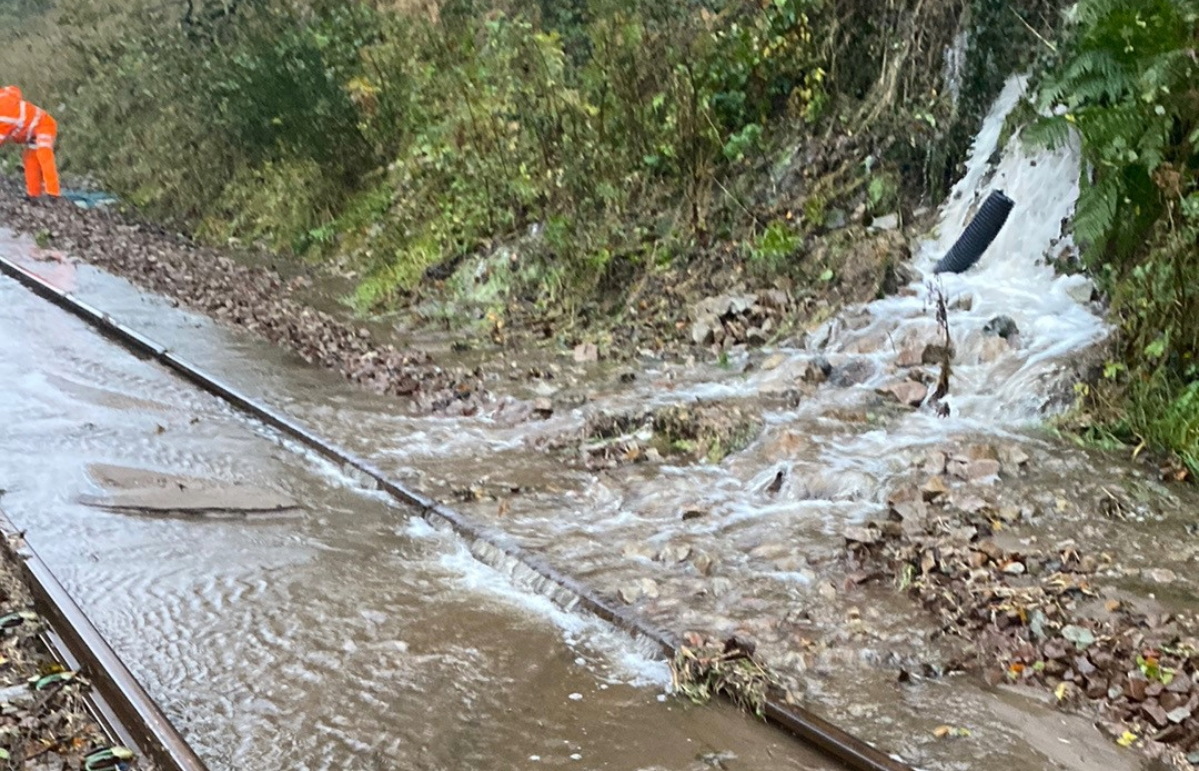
0, 252, 914, 771
0, 505, 209, 771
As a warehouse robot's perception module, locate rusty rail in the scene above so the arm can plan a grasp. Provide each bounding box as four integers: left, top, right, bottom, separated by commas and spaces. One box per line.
0, 507, 210, 771
0, 254, 913, 771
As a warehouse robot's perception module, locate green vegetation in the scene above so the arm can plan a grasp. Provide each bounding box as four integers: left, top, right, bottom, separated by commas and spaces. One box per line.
4, 0, 1064, 326
1026, 0, 1199, 474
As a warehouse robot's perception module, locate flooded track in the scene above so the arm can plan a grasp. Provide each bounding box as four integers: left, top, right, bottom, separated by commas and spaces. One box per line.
2, 74, 1192, 771
0, 275, 832, 770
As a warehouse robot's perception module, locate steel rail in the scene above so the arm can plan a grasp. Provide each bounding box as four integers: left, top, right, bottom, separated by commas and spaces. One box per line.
0, 254, 913, 771
0, 507, 210, 771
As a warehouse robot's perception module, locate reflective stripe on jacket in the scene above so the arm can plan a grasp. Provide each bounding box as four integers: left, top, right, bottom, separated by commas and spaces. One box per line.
0, 86, 53, 148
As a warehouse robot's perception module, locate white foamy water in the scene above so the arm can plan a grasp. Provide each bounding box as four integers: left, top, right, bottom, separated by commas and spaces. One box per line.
820, 75, 1107, 426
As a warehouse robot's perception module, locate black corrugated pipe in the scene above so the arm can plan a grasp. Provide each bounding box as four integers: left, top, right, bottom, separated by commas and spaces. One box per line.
933, 190, 1015, 274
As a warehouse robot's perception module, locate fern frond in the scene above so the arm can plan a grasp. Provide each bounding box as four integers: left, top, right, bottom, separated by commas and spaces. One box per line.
1023, 114, 1072, 150
1073, 171, 1120, 249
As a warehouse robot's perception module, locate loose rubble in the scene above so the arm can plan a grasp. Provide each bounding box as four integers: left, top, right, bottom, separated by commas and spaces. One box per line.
844, 446, 1199, 768
543, 401, 765, 470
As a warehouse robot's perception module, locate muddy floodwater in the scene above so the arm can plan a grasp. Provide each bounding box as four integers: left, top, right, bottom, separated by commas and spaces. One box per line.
0, 276, 831, 771
6, 74, 1198, 771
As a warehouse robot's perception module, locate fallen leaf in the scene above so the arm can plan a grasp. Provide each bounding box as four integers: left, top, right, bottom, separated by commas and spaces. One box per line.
1061, 624, 1096, 650
1117, 730, 1137, 747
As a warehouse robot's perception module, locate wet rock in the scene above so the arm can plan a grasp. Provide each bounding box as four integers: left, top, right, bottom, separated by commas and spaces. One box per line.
922, 343, 954, 365
618, 578, 660, 604
711, 577, 734, 598
573, 342, 599, 362
691, 319, 716, 345
998, 445, 1031, 469
983, 315, 1020, 340
691, 551, 716, 576
921, 476, 948, 501
844, 525, 882, 545
682, 508, 706, 521
967, 459, 1002, 481
761, 353, 786, 370
950, 293, 974, 311
746, 327, 768, 346
657, 544, 693, 564
829, 359, 874, 387
868, 213, 899, 231
923, 450, 948, 475
976, 336, 1013, 364
879, 380, 927, 407
621, 544, 654, 561
966, 444, 999, 461
803, 357, 833, 384
531, 397, 554, 419
896, 342, 925, 368
1143, 568, 1178, 584
1065, 277, 1096, 304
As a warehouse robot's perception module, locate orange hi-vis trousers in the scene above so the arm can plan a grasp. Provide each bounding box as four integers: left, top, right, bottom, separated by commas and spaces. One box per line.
20, 114, 60, 198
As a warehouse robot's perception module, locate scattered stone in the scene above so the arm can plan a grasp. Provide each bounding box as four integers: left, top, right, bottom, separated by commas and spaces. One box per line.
1143, 568, 1178, 584
531, 397, 554, 419
879, 380, 928, 407
896, 342, 925, 368
573, 342, 599, 362
998, 445, 1031, 469
682, 508, 707, 521
691, 320, 716, 345
983, 315, 1020, 340
621, 544, 654, 561
657, 544, 693, 564
950, 294, 974, 311
976, 336, 1012, 364
921, 476, 948, 501
921, 343, 954, 365
829, 359, 875, 387
967, 459, 1002, 481
844, 525, 881, 545
711, 577, 734, 598
691, 551, 716, 576
868, 213, 899, 231
923, 450, 948, 475
1065, 277, 1096, 304
762, 354, 786, 370
803, 357, 833, 384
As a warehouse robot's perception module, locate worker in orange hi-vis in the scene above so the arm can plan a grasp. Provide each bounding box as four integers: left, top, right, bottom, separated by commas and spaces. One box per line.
0, 86, 61, 199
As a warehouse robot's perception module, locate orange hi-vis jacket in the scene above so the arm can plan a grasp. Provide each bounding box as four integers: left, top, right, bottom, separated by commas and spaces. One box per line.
0, 86, 60, 198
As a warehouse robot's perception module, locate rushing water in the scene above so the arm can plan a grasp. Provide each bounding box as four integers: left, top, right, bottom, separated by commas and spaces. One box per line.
0, 277, 830, 770
0, 75, 1181, 771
